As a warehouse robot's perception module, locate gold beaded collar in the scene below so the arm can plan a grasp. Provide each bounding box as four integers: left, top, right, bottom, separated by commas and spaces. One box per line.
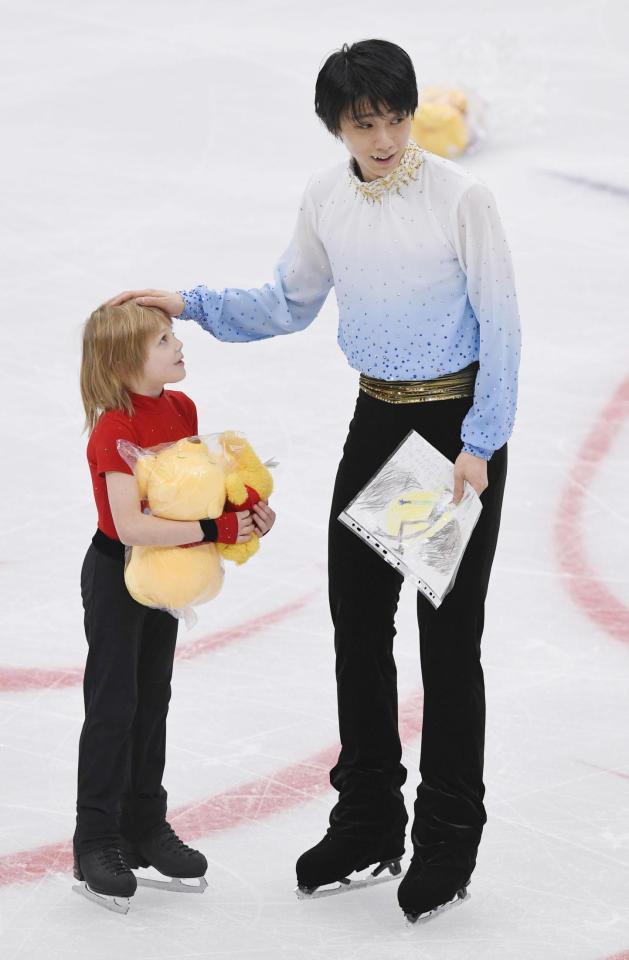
348, 139, 425, 204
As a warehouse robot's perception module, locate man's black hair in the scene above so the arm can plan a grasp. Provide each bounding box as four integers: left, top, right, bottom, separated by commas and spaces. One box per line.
315, 39, 418, 137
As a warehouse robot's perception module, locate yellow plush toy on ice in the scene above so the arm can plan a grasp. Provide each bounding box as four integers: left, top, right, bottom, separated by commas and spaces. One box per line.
117, 432, 273, 614
411, 86, 483, 159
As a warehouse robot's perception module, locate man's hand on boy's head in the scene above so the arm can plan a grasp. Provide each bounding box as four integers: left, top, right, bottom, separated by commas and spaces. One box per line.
452, 452, 488, 505
252, 500, 276, 537
105, 289, 185, 318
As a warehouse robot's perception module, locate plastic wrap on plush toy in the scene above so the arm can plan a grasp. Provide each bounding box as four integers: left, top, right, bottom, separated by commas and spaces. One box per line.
214, 430, 275, 566
116, 434, 230, 621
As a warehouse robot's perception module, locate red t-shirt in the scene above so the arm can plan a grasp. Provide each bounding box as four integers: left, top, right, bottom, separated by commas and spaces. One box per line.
87, 390, 198, 541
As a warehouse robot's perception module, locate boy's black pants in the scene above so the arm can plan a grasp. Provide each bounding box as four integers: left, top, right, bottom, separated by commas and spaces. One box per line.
327, 391, 507, 873
74, 533, 178, 855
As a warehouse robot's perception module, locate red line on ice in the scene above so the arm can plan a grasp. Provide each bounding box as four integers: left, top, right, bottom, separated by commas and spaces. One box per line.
554, 376, 629, 643
0, 694, 422, 887
0, 591, 317, 693
558, 379, 629, 960
576, 760, 629, 782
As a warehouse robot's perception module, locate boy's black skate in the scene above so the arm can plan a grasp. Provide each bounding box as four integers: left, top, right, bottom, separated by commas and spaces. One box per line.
72, 845, 137, 914
295, 829, 404, 898
121, 821, 208, 893
397, 859, 471, 924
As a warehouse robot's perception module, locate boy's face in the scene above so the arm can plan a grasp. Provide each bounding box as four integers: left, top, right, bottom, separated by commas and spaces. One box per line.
339, 105, 412, 182
135, 322, 186, 395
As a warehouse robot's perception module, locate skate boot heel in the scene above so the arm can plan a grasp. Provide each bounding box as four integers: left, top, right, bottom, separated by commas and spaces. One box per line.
72, 849, 83, 882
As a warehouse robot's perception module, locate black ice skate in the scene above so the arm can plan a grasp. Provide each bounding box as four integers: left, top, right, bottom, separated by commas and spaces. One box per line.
121, 821, 208, 893
397, 860, 471, 924
72, 845, 137, 915
295, 830, 404, 899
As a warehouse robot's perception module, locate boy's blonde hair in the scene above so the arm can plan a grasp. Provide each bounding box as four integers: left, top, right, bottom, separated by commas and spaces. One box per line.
81, 301, 171, 432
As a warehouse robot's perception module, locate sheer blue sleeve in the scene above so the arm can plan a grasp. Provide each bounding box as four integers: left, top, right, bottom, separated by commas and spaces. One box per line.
450, 182, 522, 459
178, 182, 333, 343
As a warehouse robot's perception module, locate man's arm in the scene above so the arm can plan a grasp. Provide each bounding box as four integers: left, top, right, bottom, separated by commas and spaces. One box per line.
452, 181, 521, 459
450, 181, 521, 501
108, 180, 334, 342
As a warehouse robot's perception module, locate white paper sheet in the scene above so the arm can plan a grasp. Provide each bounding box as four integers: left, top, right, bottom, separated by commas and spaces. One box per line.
339, 430, 482, 607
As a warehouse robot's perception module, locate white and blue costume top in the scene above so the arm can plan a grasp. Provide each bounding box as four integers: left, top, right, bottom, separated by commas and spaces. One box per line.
179, 140, 521, 460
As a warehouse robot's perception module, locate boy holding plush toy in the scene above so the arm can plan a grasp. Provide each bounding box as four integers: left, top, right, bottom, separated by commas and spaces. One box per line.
74, 300, 275, 914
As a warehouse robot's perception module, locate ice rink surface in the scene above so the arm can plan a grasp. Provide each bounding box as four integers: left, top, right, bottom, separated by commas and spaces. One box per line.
1, 0, 629, 957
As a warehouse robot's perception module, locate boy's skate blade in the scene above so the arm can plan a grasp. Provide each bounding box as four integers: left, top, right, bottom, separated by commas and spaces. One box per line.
296, 858, 403, 899
404, 885, 470, 925
72, 882, 131, 915
135, 871, 208, 894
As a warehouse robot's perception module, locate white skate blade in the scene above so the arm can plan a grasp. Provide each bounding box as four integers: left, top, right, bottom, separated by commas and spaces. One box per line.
405, 886, 470, 925
72, 882, 131, 915
135, 873, 208, 894
296, 859, 403, 900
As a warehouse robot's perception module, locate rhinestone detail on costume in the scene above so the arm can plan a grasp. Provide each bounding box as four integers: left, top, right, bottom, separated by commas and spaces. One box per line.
348, 139, 425, 204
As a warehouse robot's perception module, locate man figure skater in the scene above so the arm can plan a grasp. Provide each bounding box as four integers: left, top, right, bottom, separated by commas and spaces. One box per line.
110, 38, 521, 922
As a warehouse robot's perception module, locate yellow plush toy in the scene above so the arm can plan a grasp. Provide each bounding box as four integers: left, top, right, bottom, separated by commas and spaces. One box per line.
123, 436, 226, 612
118, 432, 273, 613
217, 431, 274, 566
411, 86, 480, 159
135, 437, 226, 519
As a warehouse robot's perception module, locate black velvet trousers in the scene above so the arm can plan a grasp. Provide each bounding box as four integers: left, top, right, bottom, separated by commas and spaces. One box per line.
327, 390, 507, 873
74, 535, 178, 855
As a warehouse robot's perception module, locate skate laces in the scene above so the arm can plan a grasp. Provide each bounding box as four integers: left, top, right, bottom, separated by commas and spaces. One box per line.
154, 822, 196, 857
97, 846, 132, 877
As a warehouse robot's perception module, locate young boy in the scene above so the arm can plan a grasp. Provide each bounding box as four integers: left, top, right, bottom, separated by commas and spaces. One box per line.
110, 38, 521, 922
76, 302, 275, 913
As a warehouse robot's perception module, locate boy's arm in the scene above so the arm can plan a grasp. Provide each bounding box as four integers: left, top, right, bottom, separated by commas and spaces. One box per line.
450, 181, 522, 462
106, 473, 254, 546
108, 180, 334, 342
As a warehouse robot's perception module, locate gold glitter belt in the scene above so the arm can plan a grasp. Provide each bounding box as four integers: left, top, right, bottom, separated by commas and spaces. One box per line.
359, 362, 478, 404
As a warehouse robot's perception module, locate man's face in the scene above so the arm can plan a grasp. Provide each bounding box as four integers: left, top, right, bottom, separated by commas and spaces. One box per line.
338, 105, 413, 183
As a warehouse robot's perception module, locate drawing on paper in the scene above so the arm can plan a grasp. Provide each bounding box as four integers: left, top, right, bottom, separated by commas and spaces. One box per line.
339, 431, 482, 607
